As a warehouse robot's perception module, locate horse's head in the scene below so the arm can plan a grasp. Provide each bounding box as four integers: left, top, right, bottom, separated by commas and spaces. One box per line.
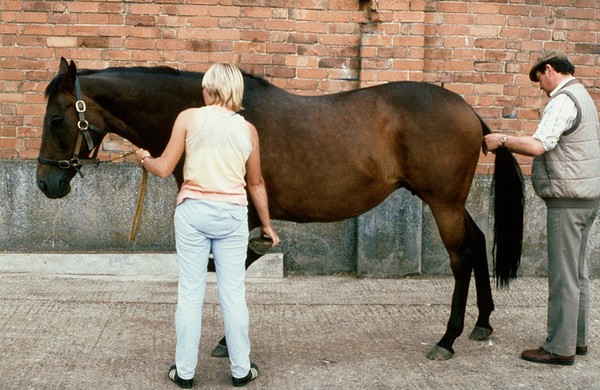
37, 58, 108, 198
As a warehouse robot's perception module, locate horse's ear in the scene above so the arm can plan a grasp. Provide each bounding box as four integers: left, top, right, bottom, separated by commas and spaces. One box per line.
58, 57, 69, 75
67, 60, 77, 77
58, 58, 77, 91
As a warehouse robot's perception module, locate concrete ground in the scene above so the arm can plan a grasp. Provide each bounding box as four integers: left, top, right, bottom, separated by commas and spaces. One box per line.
1, 253, 599, 389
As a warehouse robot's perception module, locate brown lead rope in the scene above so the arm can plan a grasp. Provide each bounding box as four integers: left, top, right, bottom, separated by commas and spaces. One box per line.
94, 149, 146, 241
74, 147, 148, 241
95, 149, 148, 241
129, 168, 148, 241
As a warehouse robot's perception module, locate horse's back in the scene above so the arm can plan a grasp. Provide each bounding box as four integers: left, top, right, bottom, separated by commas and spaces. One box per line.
241, 80, 483, 222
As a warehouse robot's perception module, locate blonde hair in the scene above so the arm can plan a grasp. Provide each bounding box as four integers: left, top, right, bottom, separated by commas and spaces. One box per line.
202, 63, 245, 112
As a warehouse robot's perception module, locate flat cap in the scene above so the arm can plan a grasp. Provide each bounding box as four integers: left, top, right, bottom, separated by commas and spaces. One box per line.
529, 50, 569, 81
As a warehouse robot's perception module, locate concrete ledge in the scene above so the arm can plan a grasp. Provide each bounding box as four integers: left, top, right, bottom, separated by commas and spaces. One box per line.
0, 252, 284, 279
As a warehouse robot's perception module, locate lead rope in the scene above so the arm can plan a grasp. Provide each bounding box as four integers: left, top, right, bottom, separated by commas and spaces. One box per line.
129, 168, 148, 241
98, 149, 148, 242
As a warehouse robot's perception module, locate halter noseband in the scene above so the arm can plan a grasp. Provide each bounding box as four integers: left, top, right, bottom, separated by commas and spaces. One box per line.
37, 76, 108, 178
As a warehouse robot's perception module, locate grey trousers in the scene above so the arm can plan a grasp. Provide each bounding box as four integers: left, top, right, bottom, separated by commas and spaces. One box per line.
543, 202, 599, 356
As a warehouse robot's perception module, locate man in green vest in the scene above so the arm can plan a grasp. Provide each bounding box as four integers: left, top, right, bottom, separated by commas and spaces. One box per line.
484, 50, 600, 365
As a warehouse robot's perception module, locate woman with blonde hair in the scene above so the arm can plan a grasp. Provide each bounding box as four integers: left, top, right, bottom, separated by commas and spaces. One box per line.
136, 63, 279, 388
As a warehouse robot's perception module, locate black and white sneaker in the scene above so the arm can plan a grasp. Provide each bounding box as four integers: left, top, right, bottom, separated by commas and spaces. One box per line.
168, 364, 193, 389
232, 363, 259, 387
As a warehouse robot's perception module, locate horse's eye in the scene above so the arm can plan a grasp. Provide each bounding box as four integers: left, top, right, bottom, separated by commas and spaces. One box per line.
50, 115, 63, 127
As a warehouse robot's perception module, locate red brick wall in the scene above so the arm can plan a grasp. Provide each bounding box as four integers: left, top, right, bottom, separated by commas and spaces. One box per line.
1, 0, 599, 174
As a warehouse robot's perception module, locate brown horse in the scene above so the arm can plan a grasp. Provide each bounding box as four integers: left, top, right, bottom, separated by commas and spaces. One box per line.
37, 58, 524, 361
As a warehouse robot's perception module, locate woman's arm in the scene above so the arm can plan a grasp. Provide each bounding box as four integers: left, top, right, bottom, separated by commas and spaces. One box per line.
245, 122, 280, 247
135, 110, 190, 177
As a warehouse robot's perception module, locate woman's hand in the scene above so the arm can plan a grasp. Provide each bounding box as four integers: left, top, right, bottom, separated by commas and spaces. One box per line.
261, 226, 280, 248
135, 149, 152, 166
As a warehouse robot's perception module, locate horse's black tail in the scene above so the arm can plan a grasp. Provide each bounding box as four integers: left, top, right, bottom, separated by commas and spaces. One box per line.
480, 118, 525, 287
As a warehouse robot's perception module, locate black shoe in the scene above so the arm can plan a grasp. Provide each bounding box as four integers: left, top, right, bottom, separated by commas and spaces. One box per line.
232, 363, 259, 387
576, 346, 588, 356
168, 365, 193, 389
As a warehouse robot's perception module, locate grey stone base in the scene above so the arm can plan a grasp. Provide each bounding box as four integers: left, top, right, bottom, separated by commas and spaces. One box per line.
2, 160, 599, 277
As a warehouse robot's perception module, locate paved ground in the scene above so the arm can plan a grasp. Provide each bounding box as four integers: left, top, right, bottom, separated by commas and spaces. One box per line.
1, 254, 599, 389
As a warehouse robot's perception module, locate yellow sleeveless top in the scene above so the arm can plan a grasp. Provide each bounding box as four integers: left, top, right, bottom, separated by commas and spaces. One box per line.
177, 105, 253, 205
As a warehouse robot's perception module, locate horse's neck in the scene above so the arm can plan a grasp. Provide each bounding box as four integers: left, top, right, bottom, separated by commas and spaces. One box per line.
84, 72, 202, 150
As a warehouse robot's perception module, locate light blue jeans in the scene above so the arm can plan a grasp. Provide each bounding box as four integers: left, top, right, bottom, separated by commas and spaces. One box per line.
173, 199, 250, 380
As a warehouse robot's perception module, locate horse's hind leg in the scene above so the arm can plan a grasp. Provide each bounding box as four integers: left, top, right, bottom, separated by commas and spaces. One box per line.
426, 205, 480, 360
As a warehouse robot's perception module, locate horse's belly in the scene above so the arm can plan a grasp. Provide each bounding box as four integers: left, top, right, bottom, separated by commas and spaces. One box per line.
267, 178, 396, 223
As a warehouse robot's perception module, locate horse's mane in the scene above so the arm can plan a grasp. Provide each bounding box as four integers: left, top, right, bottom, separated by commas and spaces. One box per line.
80, 66, 181, 76
45, 64, 273, 99
44, 66, 182, 98
242, 72, 272, 88
44, 74, 66, 98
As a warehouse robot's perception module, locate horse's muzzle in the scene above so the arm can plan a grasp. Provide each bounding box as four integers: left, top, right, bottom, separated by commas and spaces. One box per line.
36, 167, 72, 199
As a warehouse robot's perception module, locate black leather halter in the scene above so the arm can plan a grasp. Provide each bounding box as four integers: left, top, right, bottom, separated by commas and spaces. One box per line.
37, 76, 108, 178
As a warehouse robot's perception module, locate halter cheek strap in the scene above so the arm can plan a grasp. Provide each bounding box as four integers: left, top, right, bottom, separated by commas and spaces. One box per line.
75, 77, 105, 151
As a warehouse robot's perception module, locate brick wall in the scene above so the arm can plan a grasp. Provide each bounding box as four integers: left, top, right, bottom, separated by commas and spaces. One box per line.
1, 0, 599, 174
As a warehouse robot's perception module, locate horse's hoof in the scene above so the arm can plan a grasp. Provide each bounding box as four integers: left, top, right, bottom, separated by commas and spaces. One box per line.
427, 345, 454, 361
249, 236, 273, 255
469, 326, 493, 341
211, 342, 229, 358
